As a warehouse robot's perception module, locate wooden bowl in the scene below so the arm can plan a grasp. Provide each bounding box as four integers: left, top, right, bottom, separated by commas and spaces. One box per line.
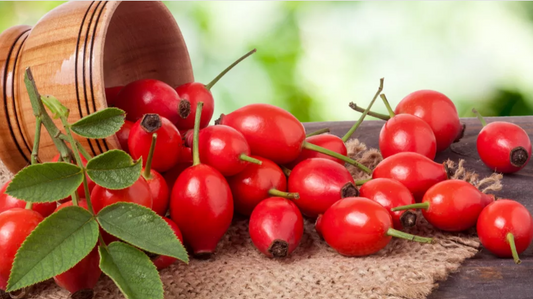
0, 1, 194, 174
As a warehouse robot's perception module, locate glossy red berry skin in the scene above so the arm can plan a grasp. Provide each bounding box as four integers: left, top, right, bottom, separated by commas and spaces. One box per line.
379, 114, 437, 160
359, 178, 416, 230
286, 134, 347, 168
0, 180, 56, 218
52, 154, 95, 202
319, 197, 393, 257
0, 208, 44, 290
152, 218, 184, 270
174, 82, 215, 131
53, 201, 101, 294
144, 169, 170, 216
249, 197, 304, 258
288, 158, 356, 218
477, 200, 533, 258
90, 178, 153, 214
163, 162, 193, 192
105, 86, 123, 107
476, 122, 531, 173
128, 116, 182, 173
170, 164, 233, 257
372, 152, 448, 202
116, 120, 134, 153
195, 125, 254, 176
113, 79, 181, 124
227, 156, 287, 216
420, 180, 493, 232
55, 199, 89, 211
395, 90, 462, 152
217, 103, 306, 164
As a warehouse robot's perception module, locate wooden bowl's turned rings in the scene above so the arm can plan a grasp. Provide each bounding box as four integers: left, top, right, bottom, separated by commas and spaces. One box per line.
0, 1, 194, 173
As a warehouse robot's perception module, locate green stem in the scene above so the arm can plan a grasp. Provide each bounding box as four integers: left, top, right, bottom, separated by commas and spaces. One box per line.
349, 102, 390, 120
302, 141, 372, 174
60, 116, 94, 213
31, 117, 42, 165
306, 128, 330, 137
507, 232, 521, 264
75, 140, 92, 160
239, 154, 262, 165
205, 49, 257, 90
280, 165, 292, 177
472, 108, 487, 127
98, 236, 108, 249
143, 133, 157, 179
24, 68, 74, 162
387, 228, 433, 243
268, 189, 299, 199
70, 190, 80, 207
380, 94, 395, 118
342, 78, 384, 142
391, 202, 429, 212
355, 178, 371, 186
192, 102, 204, 166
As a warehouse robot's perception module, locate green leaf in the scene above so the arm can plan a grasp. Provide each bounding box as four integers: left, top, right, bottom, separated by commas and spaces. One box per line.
41, 95, 69, 118
97, 203, 188, 263
6, 207, 99, 292
99, 242, 164, 299
86, 150, 142, 190
6, 163, 83, 203
71, 107, 126, 139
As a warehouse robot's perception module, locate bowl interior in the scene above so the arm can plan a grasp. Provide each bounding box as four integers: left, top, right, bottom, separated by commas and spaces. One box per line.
103, 1, 194, 95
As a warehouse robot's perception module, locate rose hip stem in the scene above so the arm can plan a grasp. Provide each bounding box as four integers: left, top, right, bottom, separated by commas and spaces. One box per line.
302, 142, 372, 174
306, 128, 330, 137
349, 102, 390, 121
143, 134, 158, 179
341, 78, 384, 142
205, 49, 257, 90
380, 94, 395, 118
472, 108, 487, 127
506, 233, 521, 264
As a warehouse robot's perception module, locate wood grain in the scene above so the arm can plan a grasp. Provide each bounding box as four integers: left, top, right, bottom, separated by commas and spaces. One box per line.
303, 116, 533, 299
0, 1, 194, 173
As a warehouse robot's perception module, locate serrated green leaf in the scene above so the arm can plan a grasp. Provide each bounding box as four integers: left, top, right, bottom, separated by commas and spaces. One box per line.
86, 150, 142, 190
99, 242, 163, 299
6, 163, 83, 203
97, 203, 189, 263
6, 207, 99, 292
71, 107, 126, 139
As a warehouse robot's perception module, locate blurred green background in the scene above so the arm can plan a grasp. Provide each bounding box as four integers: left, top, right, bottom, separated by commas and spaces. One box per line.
2, 1, 533, 123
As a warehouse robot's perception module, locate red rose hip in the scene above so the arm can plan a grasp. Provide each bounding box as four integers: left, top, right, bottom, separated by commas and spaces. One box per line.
249, 197, 304, 258
477, 199, 533, 264
288, 158, 357, 218
318, 197, 432, 257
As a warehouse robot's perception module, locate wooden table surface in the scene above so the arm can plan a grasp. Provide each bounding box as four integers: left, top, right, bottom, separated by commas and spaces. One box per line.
303, 116, 533, 299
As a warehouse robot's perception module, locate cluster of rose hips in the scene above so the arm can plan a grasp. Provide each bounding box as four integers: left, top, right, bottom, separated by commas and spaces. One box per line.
1, 48, 532, 298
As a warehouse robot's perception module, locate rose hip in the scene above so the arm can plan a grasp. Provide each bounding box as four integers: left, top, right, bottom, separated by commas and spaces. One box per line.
0, 209, 44, 290
170, 102, 233, 258
128, 114, 182, 173
288, 158, 357, 218
395, 90, 463, 152
392, 180, 494, 232
473, 109, 531, 173
249, 197, 304, 258
359, 178, 417, 230
286, 133, 347, 168
372, 152, 449, 202
227, 156, 298, 216
477, 200, 533, 264
318, 197, 432, 257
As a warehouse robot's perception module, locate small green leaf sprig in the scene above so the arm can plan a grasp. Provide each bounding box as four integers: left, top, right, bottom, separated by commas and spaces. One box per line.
3, 68, 188, 299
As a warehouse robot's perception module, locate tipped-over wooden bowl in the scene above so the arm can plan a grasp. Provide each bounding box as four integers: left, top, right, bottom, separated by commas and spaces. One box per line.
0, 1, 194, 173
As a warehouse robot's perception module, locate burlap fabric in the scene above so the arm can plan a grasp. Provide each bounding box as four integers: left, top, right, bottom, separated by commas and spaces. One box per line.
0, 139, 502, 299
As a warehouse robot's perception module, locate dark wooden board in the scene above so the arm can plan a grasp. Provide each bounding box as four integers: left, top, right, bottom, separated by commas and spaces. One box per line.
303, 116, 533, 299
